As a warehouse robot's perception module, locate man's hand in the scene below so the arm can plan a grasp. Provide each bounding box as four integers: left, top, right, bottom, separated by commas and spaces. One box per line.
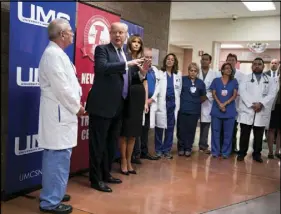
127, 58, 144, 68
76, 106, 85, 117
252, 102, 263, 112
147, 98, 153, 106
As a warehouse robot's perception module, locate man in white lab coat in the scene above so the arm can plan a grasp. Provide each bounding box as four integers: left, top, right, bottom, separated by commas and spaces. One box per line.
237, 57, 276, 163
38, 19, 84, 214
198, 53, 220, 154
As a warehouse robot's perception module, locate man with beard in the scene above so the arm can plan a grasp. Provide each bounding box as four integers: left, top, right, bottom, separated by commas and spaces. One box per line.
237, 58, 276, 163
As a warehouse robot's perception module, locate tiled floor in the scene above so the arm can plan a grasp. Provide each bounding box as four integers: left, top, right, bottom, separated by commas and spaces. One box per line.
1, 127, 280, 214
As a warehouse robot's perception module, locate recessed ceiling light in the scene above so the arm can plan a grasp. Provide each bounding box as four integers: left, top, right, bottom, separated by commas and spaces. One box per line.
242, 1, 276, 11
221, 44, 244, 49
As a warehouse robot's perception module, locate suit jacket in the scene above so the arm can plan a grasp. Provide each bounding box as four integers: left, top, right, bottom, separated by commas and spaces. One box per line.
86, 43, 142, 118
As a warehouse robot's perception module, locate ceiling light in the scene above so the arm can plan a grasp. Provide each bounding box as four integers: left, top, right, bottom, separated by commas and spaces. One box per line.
247, 42, 268, 53
221, 44, 244, 49
242, 1, 276, 11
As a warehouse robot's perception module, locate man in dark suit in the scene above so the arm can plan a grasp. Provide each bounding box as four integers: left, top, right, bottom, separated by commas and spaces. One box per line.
263, 59, 280, 142
86, 22, 145, 193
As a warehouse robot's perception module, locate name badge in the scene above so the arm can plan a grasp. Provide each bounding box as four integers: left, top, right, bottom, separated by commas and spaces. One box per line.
190, 86, 196, 93
262, 84, 269, 95
221, 90, 228, 96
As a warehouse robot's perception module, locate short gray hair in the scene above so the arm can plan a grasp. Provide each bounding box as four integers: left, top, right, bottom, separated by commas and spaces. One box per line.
48, 18, 71, 40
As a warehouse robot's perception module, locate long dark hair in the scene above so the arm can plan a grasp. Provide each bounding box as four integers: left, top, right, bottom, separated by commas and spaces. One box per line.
126, 34, 144, 59
221, 62, 234, 80
161, 53, 179, 74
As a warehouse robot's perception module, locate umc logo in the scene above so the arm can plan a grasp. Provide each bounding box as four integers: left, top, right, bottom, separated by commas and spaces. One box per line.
16, 67, 39, 87
15, 135, 43, 156
17, 1, 70, 27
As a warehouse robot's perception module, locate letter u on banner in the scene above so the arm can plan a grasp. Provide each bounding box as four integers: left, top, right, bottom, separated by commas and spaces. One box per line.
5, 1, 76, 195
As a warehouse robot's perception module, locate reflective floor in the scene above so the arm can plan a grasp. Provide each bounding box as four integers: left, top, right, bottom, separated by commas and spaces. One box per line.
1, 127, 280, 214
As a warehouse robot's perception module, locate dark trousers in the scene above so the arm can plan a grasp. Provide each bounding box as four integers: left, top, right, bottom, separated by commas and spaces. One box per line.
199, 122, 210, 149
177, 112, 199, 152
220, 121, 238, 152
238, 123, 264, 158
133, 111, 150, 157
88, 100, 123, 185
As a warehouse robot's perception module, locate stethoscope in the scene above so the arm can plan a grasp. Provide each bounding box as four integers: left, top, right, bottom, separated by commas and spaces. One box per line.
250, 73, 269, 83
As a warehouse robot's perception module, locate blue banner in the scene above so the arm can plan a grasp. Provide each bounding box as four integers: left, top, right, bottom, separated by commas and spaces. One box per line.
5, 1, 77, 195
121, 19, 144, 51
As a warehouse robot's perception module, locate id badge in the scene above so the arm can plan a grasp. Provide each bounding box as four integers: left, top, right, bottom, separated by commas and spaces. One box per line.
221, 89, 228, 96
262, 84, 269, 95
190, 86, 196, 93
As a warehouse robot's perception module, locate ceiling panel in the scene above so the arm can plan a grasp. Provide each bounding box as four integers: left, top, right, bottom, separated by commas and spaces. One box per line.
171, 2, 280, 20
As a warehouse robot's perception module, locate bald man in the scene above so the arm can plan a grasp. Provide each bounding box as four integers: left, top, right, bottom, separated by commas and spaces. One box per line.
265, 59, 280, 78
86, 22, 145, 192
263, 59, 280, 142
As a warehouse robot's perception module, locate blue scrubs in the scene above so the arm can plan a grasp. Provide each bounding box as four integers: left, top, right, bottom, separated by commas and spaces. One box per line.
40, 149, 72, 210
210, 77, 238, 157
155, 73, 176, 154
177, 77, 206, 152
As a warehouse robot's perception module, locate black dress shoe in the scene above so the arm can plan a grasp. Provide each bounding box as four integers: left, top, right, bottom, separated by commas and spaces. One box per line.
39, 204, 72, 214
140, 154, 160, 160
40, 194, 70, 203
120, 170, 129, 176
128, 170, 137, 174
131, 157, 142, 164
91, 182, 112, 192
104, 176, 122, 184
253, 156, 263, 163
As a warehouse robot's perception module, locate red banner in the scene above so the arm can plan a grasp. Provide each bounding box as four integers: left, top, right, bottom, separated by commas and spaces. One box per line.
71, 3, 120, 173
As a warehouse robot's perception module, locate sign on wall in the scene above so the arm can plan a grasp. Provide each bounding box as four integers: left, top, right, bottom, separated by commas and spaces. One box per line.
5, 1, 77, 195
70, 3, 120, 173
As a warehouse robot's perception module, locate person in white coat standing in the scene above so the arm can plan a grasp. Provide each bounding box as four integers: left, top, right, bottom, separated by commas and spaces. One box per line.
151, 53, 182, 159
38, 19, 84, 214
237, 57, 276, 163
198, 53, 220, 154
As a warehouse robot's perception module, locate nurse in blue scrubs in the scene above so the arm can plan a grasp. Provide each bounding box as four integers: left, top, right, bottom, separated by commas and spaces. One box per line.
178, 62, 207, 157
210, 62, 238, 158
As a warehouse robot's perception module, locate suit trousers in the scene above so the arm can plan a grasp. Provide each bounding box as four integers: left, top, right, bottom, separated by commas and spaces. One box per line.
88, 98, 123, 185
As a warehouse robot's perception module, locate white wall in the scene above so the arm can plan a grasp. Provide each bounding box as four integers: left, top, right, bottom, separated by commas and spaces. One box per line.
169, 16, 280, 65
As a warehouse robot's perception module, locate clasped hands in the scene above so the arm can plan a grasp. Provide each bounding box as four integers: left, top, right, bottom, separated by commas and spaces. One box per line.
218, 101, 228, 112
251, 102, 263, 112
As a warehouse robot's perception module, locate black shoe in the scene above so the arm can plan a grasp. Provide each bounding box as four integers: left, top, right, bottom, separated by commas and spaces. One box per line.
90, 182, 112, 192
40, 194, 70, 203
275, 154, 281, 159
39, 204, 73, 214
120, 169, 129, 176
268, 154, 274, 159
253, 156, 263, 163
140, 153, 160, 160
237, 155, 245, 161
128, 170, 137, 174
131, 157, 142, 164
104, 176, 122, 184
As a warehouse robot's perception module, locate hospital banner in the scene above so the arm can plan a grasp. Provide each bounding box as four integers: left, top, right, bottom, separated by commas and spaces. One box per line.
5, 1, 76, 195
121, 19, 144, 51
71, 3, 120, 173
